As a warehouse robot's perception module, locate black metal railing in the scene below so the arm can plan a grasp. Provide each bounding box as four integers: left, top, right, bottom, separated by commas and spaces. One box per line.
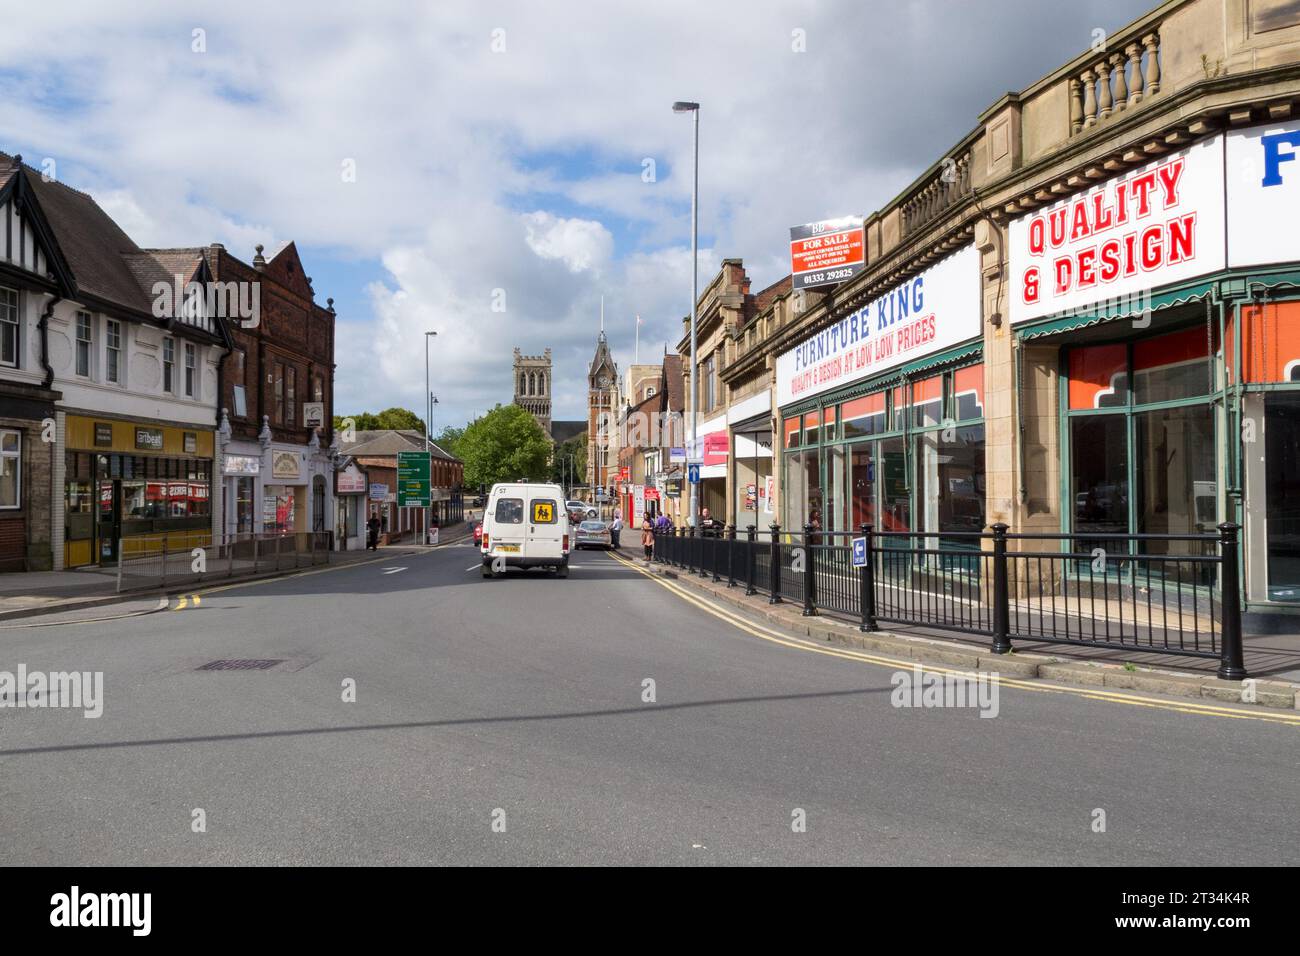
652, 522, 1248, 679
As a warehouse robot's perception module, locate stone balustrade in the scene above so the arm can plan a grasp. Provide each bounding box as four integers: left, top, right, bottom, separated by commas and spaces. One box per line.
1070, 30, 1161, 135
901, 151, 971, 239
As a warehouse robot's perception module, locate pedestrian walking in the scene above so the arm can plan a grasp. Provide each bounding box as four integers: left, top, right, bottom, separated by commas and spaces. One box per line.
641, 513, 655, 563
610, 512, 623, 548
367, 511, 382, 551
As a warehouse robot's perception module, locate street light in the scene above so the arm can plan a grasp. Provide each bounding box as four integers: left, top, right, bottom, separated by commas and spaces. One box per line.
672, 100, 699, 529
424, 331, 437, 538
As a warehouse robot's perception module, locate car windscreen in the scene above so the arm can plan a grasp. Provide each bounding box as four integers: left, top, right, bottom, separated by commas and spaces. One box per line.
494, 498, 524, 524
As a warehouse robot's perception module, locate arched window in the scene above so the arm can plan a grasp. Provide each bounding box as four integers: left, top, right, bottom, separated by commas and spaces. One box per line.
539, 372, 546, 395
519, 372, 526, 396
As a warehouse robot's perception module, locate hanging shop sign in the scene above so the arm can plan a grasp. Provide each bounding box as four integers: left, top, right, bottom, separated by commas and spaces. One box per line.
1008, 135, 1226, 325
775, 244, 980, 407
1226, 118, 1300, 269
789, 216, 866, 290
302, 402, 326, 429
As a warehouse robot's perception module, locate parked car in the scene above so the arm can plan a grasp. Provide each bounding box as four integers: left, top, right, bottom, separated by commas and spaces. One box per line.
481, 482, 570, 578
574, 519, 612, 550
566, 499, 598, 519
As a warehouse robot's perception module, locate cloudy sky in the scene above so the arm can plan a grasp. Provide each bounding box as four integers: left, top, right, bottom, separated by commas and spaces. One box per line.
0, 0, 1153, 428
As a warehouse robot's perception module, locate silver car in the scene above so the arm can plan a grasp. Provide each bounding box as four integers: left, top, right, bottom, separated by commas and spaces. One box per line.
574, 519, 611, 549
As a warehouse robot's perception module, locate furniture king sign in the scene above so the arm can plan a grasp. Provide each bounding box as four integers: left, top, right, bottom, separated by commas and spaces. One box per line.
776, 245, 980, 407
1009, 136, 1226, 325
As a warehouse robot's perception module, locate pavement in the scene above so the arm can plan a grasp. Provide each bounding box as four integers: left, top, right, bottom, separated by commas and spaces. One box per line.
1, 535, 1296, 865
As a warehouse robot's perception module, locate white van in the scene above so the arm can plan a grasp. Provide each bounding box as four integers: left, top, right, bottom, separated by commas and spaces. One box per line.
481, 482, 571, 578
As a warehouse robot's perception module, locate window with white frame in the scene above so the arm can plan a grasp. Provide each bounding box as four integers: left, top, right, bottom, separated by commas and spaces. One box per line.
184, 342, 196, 398
0, 430, 19, 508
76, 312, 93, 377
105, 319, 122, 384
0, 287, 18, 368
163, 337, 175, 392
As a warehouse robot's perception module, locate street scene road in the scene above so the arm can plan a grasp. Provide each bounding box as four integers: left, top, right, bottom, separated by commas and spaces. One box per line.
2, 540, 1294, 866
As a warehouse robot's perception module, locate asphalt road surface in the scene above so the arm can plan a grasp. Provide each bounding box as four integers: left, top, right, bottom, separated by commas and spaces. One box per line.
1, 542, 1296, 865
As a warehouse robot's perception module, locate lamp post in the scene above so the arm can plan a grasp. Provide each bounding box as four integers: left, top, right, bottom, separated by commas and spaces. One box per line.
424, 331, 437, 539
672, 100, 700, 529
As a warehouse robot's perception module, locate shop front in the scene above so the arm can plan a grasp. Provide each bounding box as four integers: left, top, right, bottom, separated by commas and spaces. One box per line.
1007, 118, 1300, 618
335, 459, 368, 550
694, 414, 728, 525
728, 390, 774, 532
63, 415, 214, 567
775, 245, 984, 550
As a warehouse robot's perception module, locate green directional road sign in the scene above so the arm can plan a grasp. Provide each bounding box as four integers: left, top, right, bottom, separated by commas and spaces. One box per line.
397, 451, 431, 508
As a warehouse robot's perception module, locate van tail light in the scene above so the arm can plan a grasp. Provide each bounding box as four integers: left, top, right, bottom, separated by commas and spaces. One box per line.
563, 534, 570, 552
482, 533, 489, 549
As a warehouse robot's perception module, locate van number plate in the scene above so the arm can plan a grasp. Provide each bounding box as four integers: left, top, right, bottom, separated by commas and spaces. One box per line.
496, 544, 520, 553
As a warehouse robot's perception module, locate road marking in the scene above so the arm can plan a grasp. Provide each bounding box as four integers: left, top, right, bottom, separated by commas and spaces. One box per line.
174, 596, 189, 611
0, 596, 170, 629
604, 551, 1300, 728
382, 567, 408, 575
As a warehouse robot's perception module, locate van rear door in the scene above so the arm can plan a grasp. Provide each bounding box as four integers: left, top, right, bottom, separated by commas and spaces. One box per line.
488, 490, 526, 558
525, 491, 564, 562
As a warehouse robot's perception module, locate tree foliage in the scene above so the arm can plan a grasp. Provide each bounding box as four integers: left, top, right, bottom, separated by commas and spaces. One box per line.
550, 432, 587, 487
457, 404, 552, 489
333, 407, 426, 435
434, 425, 465, 459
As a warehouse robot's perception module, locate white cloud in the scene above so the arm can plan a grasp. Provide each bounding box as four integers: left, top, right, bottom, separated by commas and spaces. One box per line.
520, 212, 613, 274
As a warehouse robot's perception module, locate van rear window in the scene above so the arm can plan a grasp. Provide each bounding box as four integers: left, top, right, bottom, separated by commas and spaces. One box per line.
494, 498, 524, 524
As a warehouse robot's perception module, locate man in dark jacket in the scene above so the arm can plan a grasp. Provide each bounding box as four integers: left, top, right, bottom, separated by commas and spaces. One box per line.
366, 512, 382, 551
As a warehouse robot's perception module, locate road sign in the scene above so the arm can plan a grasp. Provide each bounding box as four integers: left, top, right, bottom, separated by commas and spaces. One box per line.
851, 537, 867, 567
687, 463, 700, 485
397, 451, 431, 507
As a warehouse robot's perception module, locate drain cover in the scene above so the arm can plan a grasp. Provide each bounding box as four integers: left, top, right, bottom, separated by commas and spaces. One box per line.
197, 659, 285, 671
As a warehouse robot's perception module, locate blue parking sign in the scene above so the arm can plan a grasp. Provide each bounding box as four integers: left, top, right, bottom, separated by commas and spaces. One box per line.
851, 537, 867, 567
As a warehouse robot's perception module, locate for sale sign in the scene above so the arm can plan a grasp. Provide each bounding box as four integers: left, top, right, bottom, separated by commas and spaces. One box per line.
790, 216, 865, 290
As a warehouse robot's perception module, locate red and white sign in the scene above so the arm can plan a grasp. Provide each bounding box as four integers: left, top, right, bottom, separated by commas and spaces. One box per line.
1009, 136, 1225, 325
789, 217, 866, 290
702, 431, 728, 466
776, 245, 980, 407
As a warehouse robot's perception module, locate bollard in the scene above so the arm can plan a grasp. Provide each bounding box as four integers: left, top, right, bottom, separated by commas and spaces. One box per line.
745, 525, 757, 596
1217, 522, 1248, 680
990, 523, 1011, 655
860, 523, 877, 632
802, 523, 817, 616
769, 523, 783, 604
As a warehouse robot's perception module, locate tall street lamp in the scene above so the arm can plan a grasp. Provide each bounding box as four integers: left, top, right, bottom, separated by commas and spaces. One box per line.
672, 100, 700, 529
424, 331, 437, 537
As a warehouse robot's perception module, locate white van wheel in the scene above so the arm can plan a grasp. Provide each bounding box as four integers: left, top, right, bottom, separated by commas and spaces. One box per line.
556, 562, 569, 579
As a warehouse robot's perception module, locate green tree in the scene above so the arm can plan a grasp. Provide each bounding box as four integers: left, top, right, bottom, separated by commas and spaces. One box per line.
434, 425, 466, 458
333, 407, 426, 436
457, 404, 552, 489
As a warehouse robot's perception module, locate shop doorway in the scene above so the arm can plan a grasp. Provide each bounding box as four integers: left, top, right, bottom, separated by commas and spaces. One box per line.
1264, 394, 1300, 601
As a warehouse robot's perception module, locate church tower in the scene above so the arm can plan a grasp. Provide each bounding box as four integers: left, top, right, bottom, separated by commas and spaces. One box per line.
513, 347, 553, 438
586, 330, 618, 492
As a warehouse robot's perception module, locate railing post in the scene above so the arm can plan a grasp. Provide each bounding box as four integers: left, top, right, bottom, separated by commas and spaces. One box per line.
1217, 522, 1247, 681
768, 523, 782, 604
990, 522, 1011, 655
860, 523, 877, 632
725, 524, 736, 587
802, 523, 817, 616
253, 535, 260, 574
745, 525, 757, 595
115, 538, 124, 593
712, 524, 724, 583
695, 526, 707, 578
161, 538, 169, 590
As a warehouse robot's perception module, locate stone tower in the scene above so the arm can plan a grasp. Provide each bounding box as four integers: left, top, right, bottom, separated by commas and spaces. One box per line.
513, 347, 552, 438
586, 331, 618, 492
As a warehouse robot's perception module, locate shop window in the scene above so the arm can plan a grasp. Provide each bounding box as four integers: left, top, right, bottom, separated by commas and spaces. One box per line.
1068, 343, 1128, 409
0, 286, 17, 368
911, 375, 943, 428
1071, 415, 1128, 550
878, 437, 910, 534
849, 445, 875, 529
1132, 326, 1212, 405
842, 392, 886, 439
802, 412, 820, 445
916, 425, 985, 559
1229, 301, 1300, 384
953, 364, 985, 421
0, 430, 19, 508
1264, 394, 1300, 601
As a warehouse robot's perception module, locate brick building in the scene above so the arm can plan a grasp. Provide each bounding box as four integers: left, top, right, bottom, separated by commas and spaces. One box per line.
205, 242, 337, 538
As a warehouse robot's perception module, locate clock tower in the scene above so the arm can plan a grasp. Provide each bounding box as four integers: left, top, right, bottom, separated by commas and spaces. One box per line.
586, 329, 618, 494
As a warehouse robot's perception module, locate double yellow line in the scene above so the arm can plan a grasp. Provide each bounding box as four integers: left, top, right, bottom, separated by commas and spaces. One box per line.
606, 551, 1300, 727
